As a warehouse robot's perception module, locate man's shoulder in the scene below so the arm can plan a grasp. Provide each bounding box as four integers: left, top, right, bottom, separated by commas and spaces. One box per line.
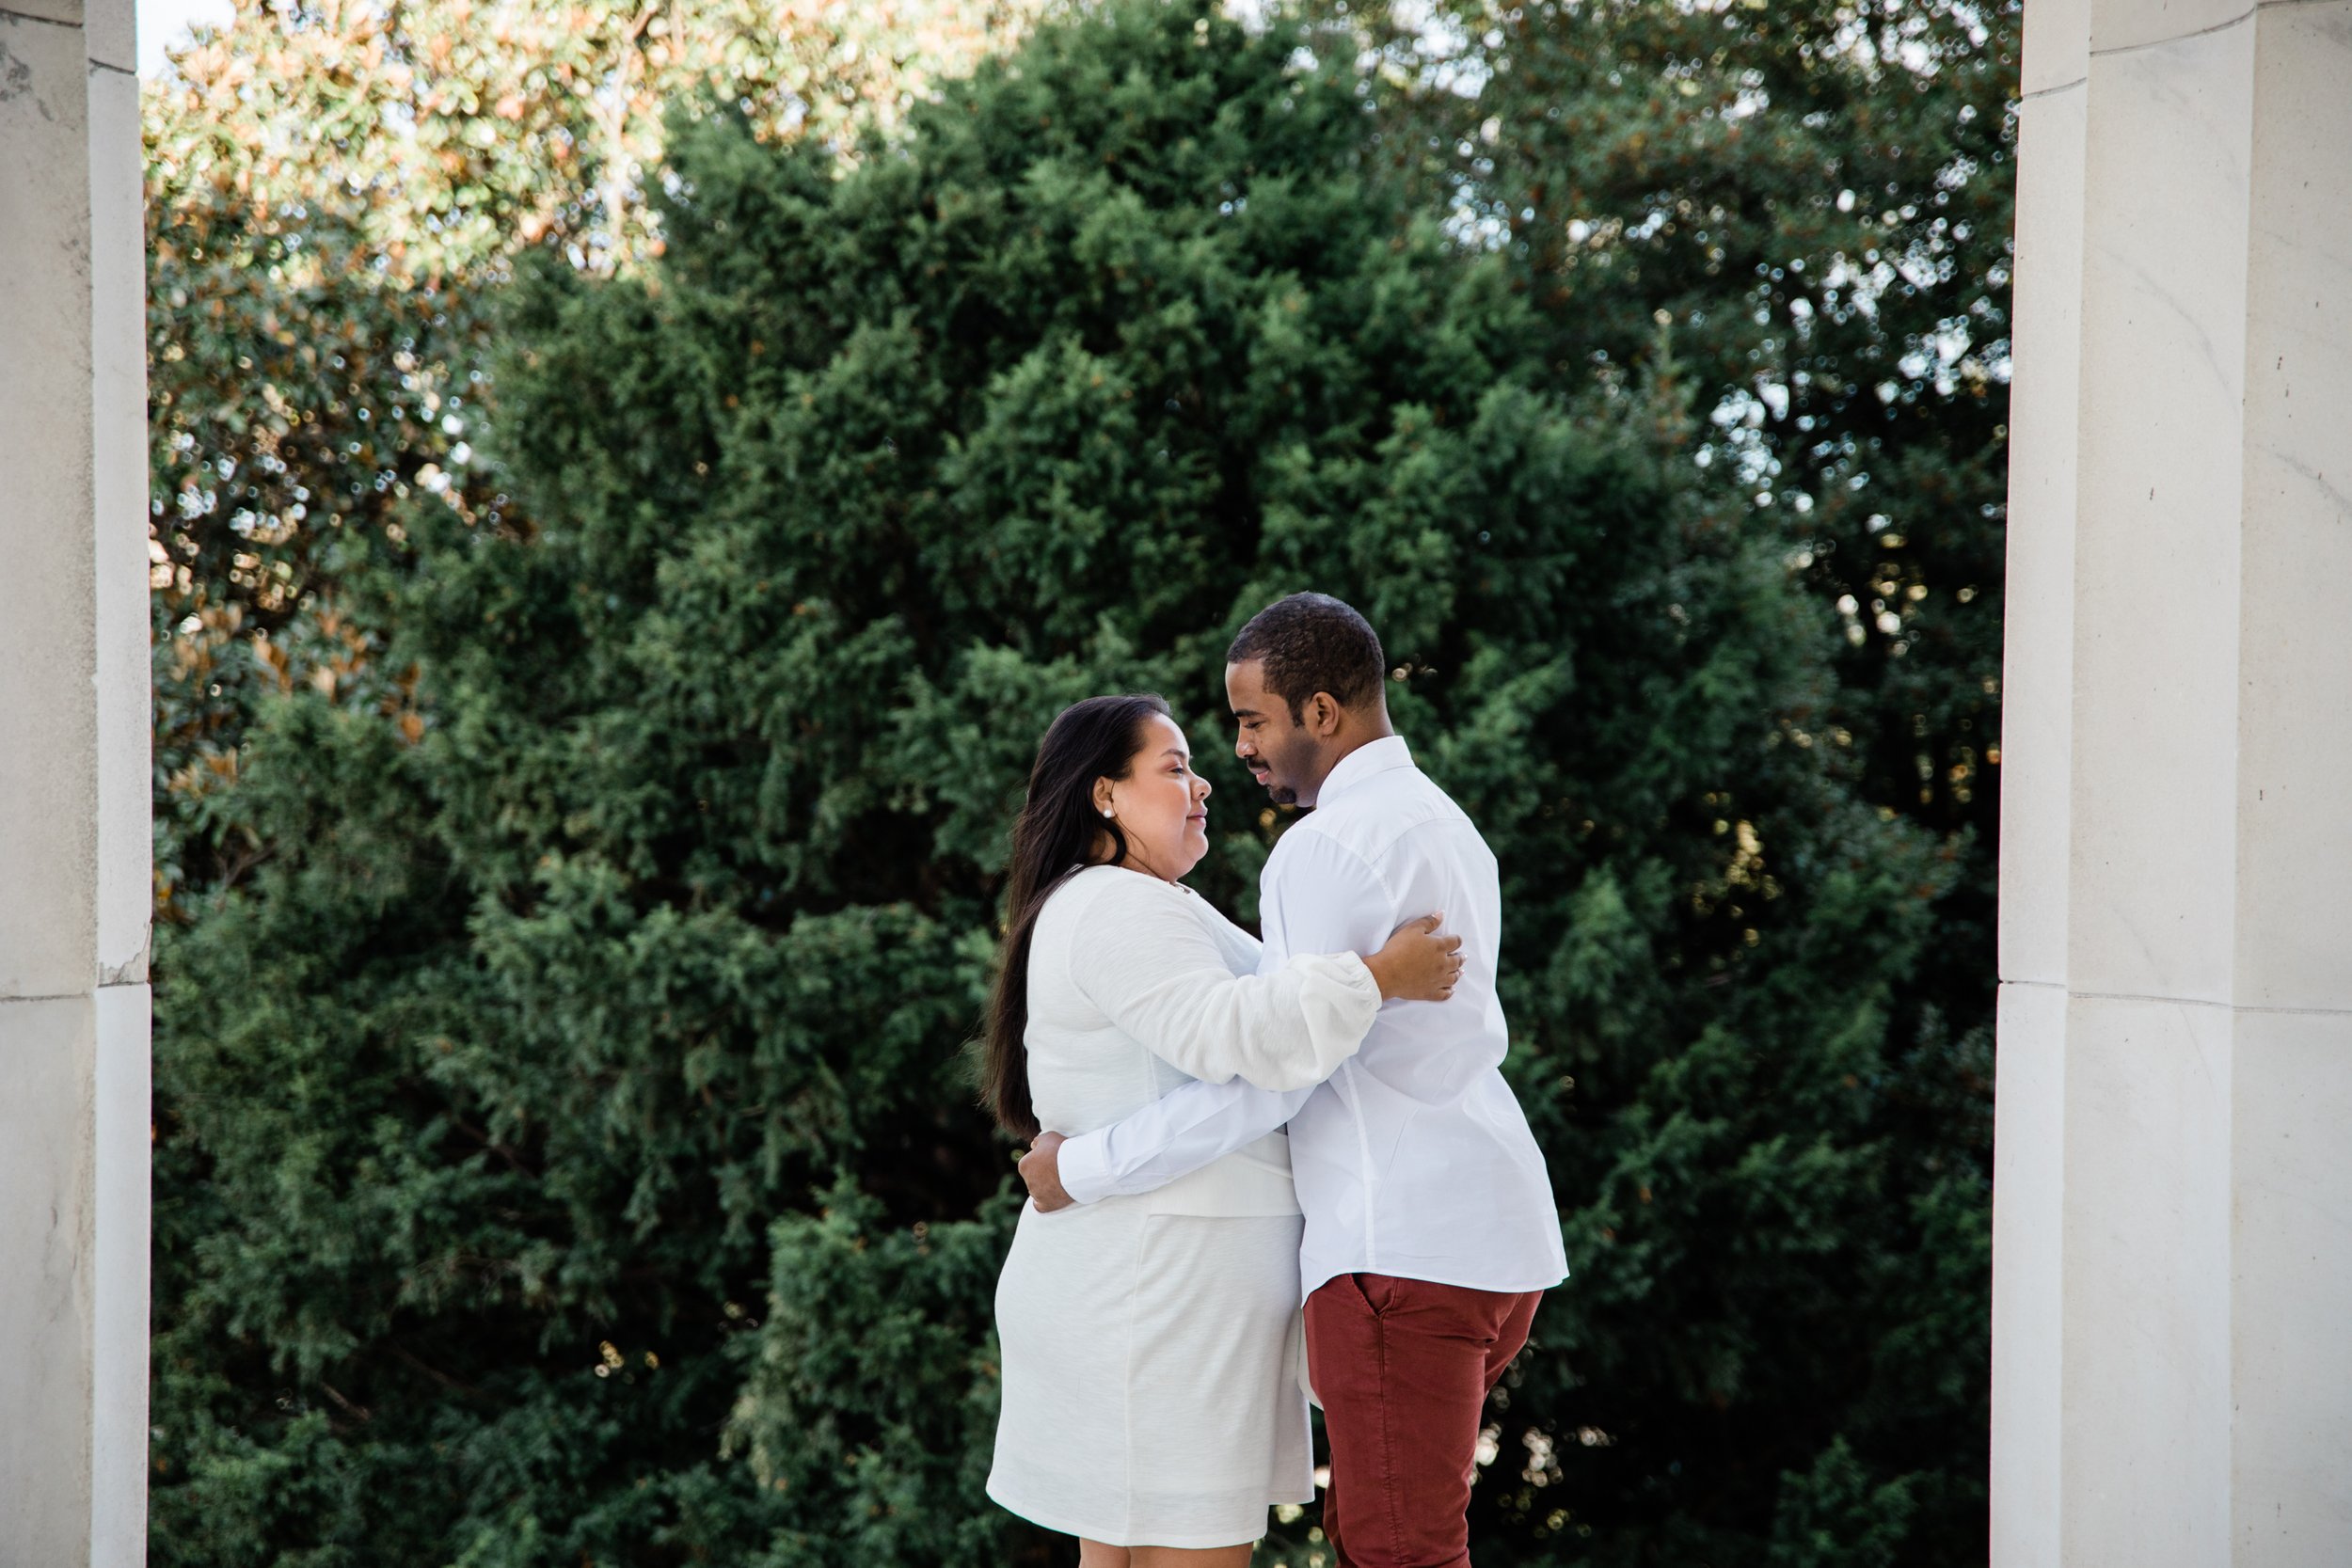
1266, 811, 1374, 872
1311, 768, 1480, 858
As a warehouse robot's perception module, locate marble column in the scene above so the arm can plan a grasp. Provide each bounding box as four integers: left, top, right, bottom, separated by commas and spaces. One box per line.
0, 0, 151, 1561
1994, 1, 2352, 1565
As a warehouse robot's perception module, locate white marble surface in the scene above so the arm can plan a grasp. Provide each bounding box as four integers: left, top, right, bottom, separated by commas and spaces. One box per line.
0, 4, 151, 1560
2058, 995, 2233, 1567
89, 984, 150, 1568
0, 0, 87, 26
2093, 0, 2249, 55
2026, 0, 2090, 92
0, 995, 99, 1567
2231, 1008, 2352, 1568
2233, 0, 2352, 1013
1991, 982, 2067, 1568
84, 0, 131, 70
0, 9, 98, 1003
1999, 4, 2352, 1564
2066, 21, 2254, 1005
1997, 87, 2089, 989
88, 61, 150, 990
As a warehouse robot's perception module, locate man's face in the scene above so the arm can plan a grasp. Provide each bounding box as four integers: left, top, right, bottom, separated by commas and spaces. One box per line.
1226, 659, 1328, 808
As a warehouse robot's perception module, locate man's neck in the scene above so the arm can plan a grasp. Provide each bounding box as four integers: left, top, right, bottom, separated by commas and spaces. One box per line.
1301, 719, 1396, 806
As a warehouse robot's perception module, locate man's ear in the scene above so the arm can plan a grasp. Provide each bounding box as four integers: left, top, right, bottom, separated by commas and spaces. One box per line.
1307, 692, 1343, 738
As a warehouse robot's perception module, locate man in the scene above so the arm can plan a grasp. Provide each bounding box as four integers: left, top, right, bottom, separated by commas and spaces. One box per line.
1020, 592, 1567, 1568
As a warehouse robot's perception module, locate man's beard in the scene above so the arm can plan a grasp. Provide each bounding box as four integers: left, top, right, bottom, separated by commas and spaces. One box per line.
1262, 728, 1313, 808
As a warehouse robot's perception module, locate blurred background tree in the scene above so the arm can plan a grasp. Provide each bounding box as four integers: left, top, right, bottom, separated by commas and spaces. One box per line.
147, 0, 1040, 916
147, 1, 2007, 1564
1314, 0, 2016, 1056
1288, 4, 2017, 1552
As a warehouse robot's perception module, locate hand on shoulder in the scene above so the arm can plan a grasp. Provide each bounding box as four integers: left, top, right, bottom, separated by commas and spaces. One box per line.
1363, 912, 1464, 1003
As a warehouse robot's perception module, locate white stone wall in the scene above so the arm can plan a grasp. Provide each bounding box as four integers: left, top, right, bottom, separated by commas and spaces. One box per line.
1994, 2, 2352, 1564
0, 0, 151, 1560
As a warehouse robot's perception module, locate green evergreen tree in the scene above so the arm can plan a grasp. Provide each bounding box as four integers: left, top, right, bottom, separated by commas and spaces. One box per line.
1313, 0, 2015, 916
1300, 7, 2015, 1547
144, 0, 1038, 921
151, 4, 1981, 1563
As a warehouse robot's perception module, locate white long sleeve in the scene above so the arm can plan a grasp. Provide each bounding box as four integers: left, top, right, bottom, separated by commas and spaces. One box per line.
1057, 1081, 1311, 1206
1066, 870, 1379, 1093
1051, 846, 1394, 1206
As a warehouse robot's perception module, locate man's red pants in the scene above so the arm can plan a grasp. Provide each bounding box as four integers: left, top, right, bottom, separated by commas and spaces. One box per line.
1304, 1274, 1543, 1568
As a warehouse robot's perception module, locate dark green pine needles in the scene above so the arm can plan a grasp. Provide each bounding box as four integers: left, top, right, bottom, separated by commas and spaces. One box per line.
149, 4, 1987, 1565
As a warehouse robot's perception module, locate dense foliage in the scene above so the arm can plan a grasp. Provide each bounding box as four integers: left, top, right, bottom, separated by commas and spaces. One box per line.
150, 2, 1997, 1564
1319, 0, 2017, 1054
147, 0, 1038, 918
1311, 8, 2017, 1550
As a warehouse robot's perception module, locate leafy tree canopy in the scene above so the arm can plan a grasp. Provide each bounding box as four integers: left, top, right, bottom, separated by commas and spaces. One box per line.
146, 0, 1039, 916
1313, 0, 2016, 1035
151, 3, 1992, 1564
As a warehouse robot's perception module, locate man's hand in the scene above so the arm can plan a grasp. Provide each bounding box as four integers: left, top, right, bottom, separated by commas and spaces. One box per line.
1019, 1131, 1073, 1212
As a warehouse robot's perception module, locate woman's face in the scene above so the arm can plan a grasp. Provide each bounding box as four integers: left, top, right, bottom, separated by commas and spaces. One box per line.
1095, 714, 1212, 880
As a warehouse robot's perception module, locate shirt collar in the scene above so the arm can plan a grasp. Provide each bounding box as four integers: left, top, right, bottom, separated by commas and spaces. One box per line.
1312, 734, 1414, 807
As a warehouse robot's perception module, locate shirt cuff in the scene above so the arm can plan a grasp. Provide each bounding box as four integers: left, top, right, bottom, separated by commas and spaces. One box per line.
1054, 1128, 1115, 1207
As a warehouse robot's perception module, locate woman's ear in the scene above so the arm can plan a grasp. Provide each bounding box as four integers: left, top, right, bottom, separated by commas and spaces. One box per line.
1091, 777, 1116, 817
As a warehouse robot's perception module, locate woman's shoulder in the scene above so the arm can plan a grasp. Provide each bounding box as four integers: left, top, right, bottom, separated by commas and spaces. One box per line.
1040, 863, 1214, 932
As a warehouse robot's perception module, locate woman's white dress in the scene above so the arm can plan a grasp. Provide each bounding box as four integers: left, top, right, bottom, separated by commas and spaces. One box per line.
987, 863, 1381, 1549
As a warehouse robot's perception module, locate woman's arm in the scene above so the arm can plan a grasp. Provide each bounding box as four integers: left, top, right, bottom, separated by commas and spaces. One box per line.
1072, 871, 1386, 1093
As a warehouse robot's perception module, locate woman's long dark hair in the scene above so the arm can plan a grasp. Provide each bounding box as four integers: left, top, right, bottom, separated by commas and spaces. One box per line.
982, 693, 1171, 1139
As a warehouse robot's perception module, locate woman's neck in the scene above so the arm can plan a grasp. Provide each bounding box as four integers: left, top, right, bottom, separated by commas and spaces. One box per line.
1089, 839, 1172, 884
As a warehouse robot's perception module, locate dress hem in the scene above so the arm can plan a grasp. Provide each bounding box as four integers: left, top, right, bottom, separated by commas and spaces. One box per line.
986, 1481, 1311, 1551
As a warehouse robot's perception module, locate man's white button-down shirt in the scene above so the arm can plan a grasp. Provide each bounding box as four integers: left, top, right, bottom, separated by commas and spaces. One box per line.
1054, 735, 1568, 1302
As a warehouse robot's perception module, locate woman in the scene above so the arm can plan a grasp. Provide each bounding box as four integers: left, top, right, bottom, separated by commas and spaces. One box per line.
982, 693, 1462, 1566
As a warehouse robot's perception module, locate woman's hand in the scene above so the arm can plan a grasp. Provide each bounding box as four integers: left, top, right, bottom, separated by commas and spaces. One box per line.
1020, 1131, 1073, 1212
1363, 912, 1465, 1003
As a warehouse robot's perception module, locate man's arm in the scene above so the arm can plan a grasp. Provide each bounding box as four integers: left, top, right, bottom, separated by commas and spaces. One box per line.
1023, 832, 1402, 1211
1024, 1079, 1311, 1212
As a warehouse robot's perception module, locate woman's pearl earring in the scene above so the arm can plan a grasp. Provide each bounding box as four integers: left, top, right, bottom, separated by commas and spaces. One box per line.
1102, 807, 1115, 819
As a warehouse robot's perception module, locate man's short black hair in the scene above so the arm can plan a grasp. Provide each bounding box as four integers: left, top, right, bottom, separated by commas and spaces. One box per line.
1227, 593, 1386, 722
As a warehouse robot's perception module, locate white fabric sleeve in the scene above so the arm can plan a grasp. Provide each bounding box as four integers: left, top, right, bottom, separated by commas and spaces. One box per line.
1070, 873, 1381, 1093
1259, 828, 1396, 973
1057, 1083, 1313, 1206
